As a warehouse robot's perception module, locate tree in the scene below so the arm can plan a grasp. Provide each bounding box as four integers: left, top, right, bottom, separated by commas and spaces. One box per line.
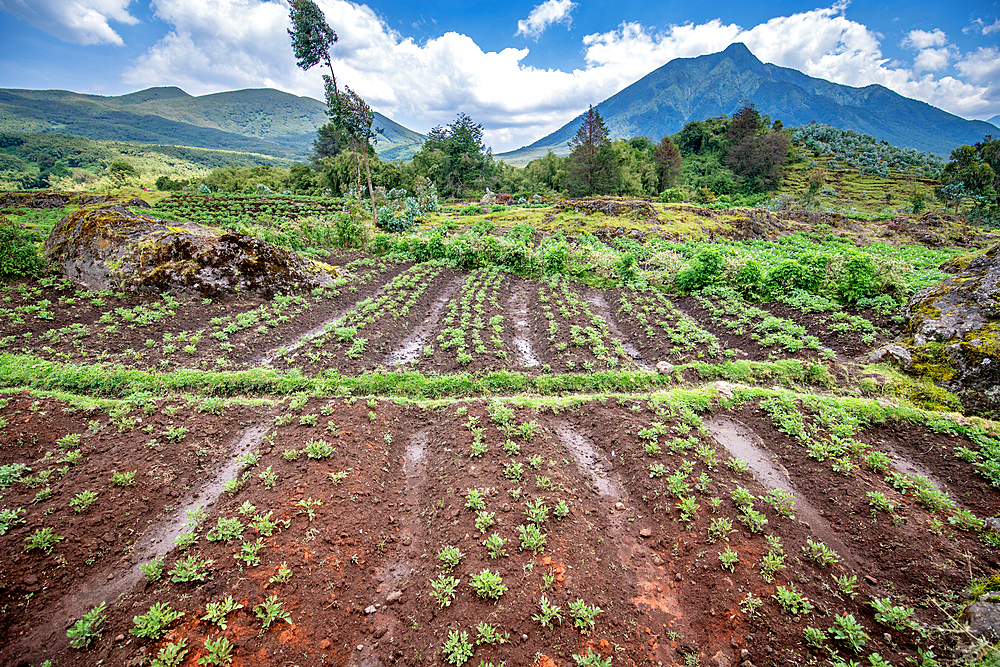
412, 113, 494, 197
654, 136, 682, 191
108, 161, 139, 187
563, 106, 619, 197
338, 86, 381, 226
288, 0, 339, 106
939, 137, 999, 216
724, 102, 790, 193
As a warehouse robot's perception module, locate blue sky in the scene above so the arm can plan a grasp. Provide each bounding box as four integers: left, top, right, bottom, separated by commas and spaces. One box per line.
1, 0, 998, 151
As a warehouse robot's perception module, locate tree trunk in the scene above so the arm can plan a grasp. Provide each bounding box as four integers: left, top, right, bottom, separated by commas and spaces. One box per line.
361, 144, 377, 227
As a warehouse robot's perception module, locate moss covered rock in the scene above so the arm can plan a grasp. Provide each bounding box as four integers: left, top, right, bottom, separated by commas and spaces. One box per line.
899, 243, 1000, 414
45, 204, 336, 297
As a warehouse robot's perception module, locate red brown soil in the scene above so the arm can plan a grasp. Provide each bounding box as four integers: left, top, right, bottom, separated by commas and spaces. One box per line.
2, 392, 997, 667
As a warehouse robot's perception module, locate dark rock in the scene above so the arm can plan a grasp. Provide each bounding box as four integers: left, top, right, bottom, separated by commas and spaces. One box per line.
45, 204, 339, 298
962, 592, 1000, 642
901, 243, 1000, 413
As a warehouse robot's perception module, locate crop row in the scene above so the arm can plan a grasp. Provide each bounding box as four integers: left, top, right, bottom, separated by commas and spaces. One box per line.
436, 267, 510, 365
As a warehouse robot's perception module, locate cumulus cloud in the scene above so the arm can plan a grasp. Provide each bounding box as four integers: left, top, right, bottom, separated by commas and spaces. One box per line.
516, 0, 576, 40
0, 0, 137, 45
902, 28, 947, 49
121, 0, 1000, 152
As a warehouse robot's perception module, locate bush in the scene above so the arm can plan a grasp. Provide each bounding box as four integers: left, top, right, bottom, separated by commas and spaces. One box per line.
675, 247, 724, 292
837, 251, 878, 305
332, 212, 370, 248
659, 187, 686, 203
0, 217, 44, 278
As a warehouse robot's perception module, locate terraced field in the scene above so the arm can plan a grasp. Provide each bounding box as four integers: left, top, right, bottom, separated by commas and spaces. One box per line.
1, 192, 999, 667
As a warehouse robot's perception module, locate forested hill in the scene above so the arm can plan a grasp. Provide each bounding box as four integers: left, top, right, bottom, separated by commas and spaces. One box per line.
498, 43, 995, 165
0, 87, 425, 162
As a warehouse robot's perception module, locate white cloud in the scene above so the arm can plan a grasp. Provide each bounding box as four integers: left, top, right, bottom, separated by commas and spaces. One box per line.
964, 18, 1000, 36
913, 47, 951, 72
516, 0, 576, 40
0, 0, 137, 45
902, 28, 947, 49
121, 0, 1000, 152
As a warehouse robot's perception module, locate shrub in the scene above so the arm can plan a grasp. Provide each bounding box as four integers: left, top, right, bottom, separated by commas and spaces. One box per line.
675, 247, 724, 292
0, 217, 44, 278
659, 187, 686, 203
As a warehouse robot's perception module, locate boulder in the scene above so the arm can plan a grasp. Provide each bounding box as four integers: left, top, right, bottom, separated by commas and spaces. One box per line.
45, 204, 337, 298
655, 361, 675, 375
902, 244, 1000, 414
962, 592, 1000, 642
867, 344, 912, 368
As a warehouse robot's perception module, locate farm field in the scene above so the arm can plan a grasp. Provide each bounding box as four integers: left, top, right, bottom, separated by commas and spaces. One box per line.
1, 191, 999, 667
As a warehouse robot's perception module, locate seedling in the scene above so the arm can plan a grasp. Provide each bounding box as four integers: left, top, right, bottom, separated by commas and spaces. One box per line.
304, 438, 334, 459
206, 517, 244, 542
255, 595, 292, 632
259, 466, 279, 488
869, 597, 917, 631
150, 638, 188, 667
533, 595, 563, 628
329, 469, 350, 485
140, 557, 164, 582
760, 551, 786, 583
110, 469, 137, 486
708, 517, 735, 543
726, 457, 749, 473
442, 629, 474, 666
803, 627, 827, 650
572, 650, 612, 667
198, 636, 233, 666
719, 547, 739, 572
518, 524, 547, 553
236, 538, 266, 567
475, 621, 509, 645
169, 554, 213, 582
24, 526, 64, 554
131, 602, 183, 639
67, 601, 107, 649
867, 490, 895, 514
438, 545, 464, 571
469, 569, 507, 600
834, 574, 859, 599
568, 598, 602, 634
525, 497, 549, 525
802, 538, 840, 566
762, 488, 795, 517
773, 583, 814, 615
485, 533, 507, 558
554, 498, 570, 518
174, 530, 197, 550
828, 613, 869, 653
296, 497, 322, 521
466, 488, 486, 510
202, 596, 243, 629
430, 574, 460, 608
70, 489, 98, 514
475, 510, 495, 533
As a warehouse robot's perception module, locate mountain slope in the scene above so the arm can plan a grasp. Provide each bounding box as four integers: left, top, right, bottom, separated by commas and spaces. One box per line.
0, 87, 425, 162
497, 43, 995, 165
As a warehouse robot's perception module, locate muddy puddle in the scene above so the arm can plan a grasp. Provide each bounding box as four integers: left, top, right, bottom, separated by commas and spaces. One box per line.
585, 291, 652, 371
7, 424, 269, 659
553, 421, 619, 498
705, 416, 854, 564
385, 276, 463, 365
509, 282, 540, 367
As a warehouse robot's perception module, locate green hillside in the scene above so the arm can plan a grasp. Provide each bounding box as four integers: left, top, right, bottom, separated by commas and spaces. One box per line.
0, 87, 425, 162
497, 43, 995, 165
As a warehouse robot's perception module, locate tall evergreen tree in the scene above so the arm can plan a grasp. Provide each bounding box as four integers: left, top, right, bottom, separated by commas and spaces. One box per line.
654, 136, 682, 191
563, 106, 618, 197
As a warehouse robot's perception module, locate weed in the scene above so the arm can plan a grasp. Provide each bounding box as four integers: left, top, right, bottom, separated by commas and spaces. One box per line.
533, 595, 563, 628
442, 629, 474, 666
803, 626, 827, 649
236, 538, 266, 567
568, 598, 602, 634
24, 526, 64, 554
131, 602, 183, 639
431, 574, 461, 608
255, 595, 292, 632
469, 569, 507, 600
67, 601, 107, 649
834, 574, 859, 599
296, 497, 322, 521
328, 469, 350, 485
740, 592, 763, 617
708, 517, 735, 543
572, 650, 612, 667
